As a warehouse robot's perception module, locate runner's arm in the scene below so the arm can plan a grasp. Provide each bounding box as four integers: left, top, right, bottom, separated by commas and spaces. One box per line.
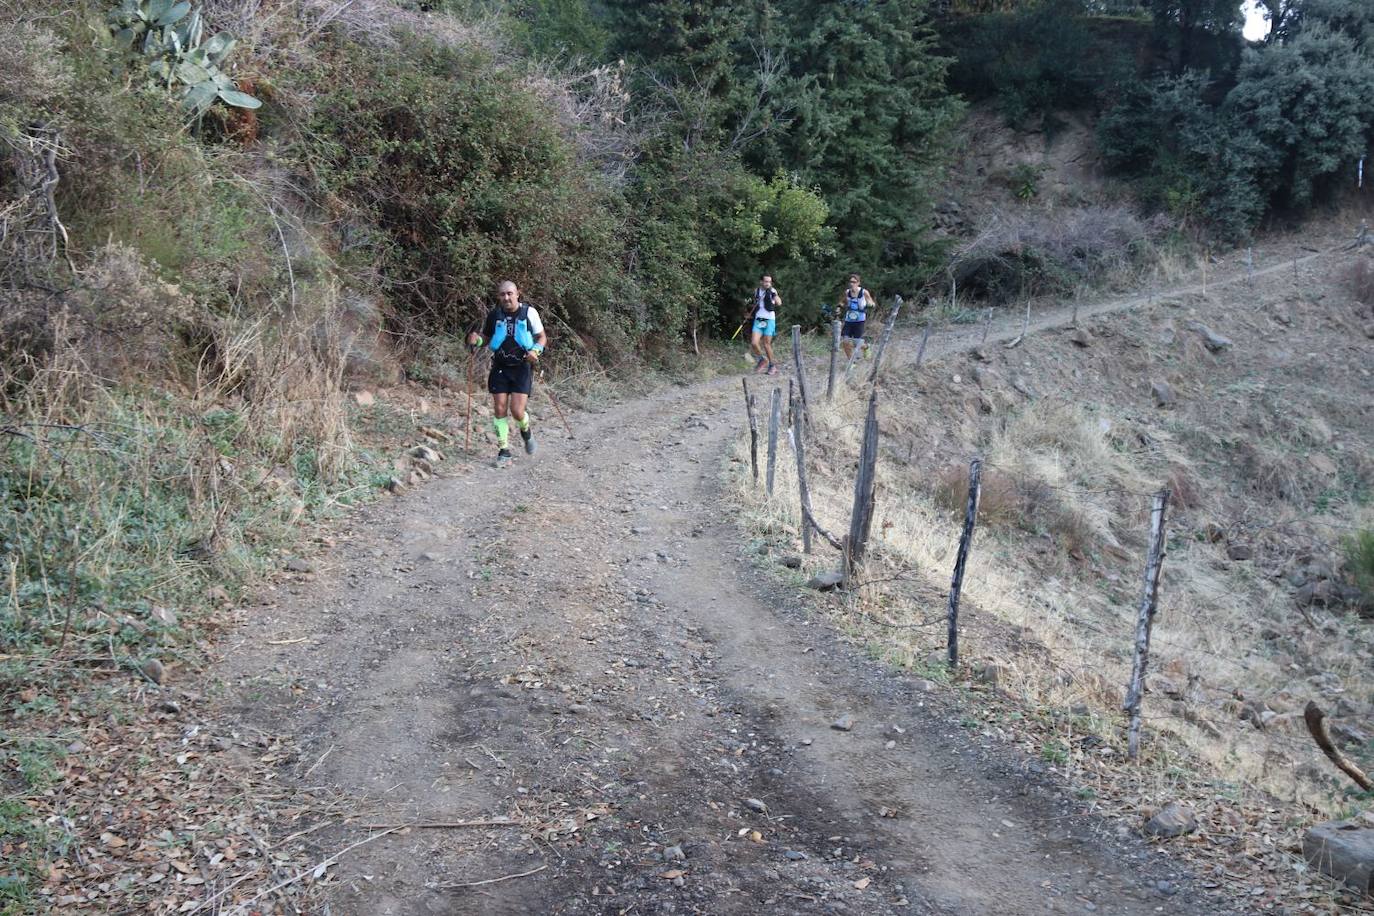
468, 309, 496, 346
526, 308, 548, 361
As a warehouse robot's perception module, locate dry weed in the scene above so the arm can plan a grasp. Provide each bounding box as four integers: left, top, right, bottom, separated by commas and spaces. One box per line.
1344, 255, 1374, 306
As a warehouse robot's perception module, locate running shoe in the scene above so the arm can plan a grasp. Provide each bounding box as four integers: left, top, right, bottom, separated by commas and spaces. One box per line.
521, 427, 536, 455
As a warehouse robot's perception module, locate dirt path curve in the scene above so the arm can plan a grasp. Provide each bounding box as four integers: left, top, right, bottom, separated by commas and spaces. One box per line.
214, 247, 1331, 914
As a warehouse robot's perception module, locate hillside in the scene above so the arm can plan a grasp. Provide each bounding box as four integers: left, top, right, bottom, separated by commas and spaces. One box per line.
737, 226, 1374, 910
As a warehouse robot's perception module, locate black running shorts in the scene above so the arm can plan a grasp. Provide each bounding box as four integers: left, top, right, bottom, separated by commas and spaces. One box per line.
488, 361, 533, 395
842, 319, 866, 340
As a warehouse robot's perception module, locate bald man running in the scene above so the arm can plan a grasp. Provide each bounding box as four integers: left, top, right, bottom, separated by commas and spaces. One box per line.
467, 280, 547, 467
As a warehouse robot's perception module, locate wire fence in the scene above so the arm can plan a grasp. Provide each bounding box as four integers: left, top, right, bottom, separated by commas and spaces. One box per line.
734, 263, 1373, 849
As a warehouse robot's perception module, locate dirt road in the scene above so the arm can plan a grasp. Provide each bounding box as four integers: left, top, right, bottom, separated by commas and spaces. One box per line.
216, 245, 1343, 913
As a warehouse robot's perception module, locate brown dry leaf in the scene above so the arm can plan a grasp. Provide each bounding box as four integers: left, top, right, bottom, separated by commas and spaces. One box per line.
854, 877, 871, 890
659, 869, 686, 880
748, 830, 764, 843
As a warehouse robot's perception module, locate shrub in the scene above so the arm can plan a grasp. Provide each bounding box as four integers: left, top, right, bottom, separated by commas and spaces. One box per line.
932, 464, 1098, 557
1345, 530, 1374, 608
1345, 257, 1374, 306
950, 204, 1165, 301
301, 37, 633, 352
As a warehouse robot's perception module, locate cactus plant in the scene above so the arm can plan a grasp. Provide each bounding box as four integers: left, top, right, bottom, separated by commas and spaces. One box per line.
107, 0, 261, 118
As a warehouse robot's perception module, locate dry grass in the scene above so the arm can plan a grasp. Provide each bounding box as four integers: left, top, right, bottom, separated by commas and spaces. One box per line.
1345, 256, 1374, 306
728, 273, 1374, 855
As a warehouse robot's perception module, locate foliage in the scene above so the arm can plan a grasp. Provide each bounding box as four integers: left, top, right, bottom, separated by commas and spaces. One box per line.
302, 38, 633, 347
1345, 529, 1374, 607
1146, 0, 1243, 75
775, 0, 962, 296
606, 0, 960, 300
1222, 24, 1374, 214
428, 0, 610, 58
106, 0, 261, 117
1100, 0, 1374, 239
945, 0, 1126, 128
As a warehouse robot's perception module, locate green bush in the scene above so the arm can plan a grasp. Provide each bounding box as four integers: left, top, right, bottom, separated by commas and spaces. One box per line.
945, 0, 1116, 128
301, 38, 632, 350
1346, 529, 1374, 607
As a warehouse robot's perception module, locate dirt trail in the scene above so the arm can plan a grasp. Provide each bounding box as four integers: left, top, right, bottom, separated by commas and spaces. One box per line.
214, 248, 1327, 913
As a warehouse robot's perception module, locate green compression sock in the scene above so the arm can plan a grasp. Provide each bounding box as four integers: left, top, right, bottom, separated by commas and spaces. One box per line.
517, 414, 531, 432
493, 417, 509, 448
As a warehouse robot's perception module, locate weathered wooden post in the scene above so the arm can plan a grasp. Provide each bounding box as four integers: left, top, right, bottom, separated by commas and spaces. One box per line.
843, 387, 880, 585
790, 394, 813, 553
867, 295, 903, 385
791, 325, 812, 425
1124, 488, 1171, 761
826, 319, 841, 402
945, 458, 982, 669
766, 386, 781, 496
742, 377, 759, 482
913, 320, 932, 369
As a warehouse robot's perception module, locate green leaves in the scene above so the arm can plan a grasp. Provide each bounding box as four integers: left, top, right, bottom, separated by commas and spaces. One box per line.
217, 89, 261, 110
106, 0, 259, 120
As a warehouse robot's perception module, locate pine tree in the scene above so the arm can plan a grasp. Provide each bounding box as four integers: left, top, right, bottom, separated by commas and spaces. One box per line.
777, 0, 962, 292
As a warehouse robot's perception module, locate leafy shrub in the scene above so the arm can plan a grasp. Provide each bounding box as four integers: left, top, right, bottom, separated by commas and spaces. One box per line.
1100, 7, 1374, 239
1345, 530, 1374, 607
302, 38, 633, 350
106, 0, 261, 117
945, 0, 1115, 129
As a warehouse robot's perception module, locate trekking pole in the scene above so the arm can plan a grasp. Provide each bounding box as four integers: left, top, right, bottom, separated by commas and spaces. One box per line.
462, 319, 481, 454
463, 349, 475, 454
730, 322, 746, 341
539, 368, 575, 440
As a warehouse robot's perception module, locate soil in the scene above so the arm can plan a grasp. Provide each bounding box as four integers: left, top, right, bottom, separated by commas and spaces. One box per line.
215, 239, 1348, 915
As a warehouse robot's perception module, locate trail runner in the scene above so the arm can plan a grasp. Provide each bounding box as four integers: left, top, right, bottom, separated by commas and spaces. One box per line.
836, 273, 876, 361
467, 280, 547, 468
744, 274, 783, 375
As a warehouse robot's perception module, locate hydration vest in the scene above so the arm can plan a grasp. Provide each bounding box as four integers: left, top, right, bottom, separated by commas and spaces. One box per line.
489, 304, 535, 366
754, 287, 778, 318
844, 288, 868, 323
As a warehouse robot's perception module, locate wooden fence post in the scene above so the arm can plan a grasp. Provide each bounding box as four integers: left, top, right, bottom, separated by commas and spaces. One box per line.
913, 320, 932, 369
791, 325, 812, 426
791, 393, 813, 554
742, 377, 759, 482
867, 295, 903, 385
826, 319, 841, 402
843, 387, 880, 585
766, 386, 781, 496
946, 458, 982, 669
1124, 489, 1171, 761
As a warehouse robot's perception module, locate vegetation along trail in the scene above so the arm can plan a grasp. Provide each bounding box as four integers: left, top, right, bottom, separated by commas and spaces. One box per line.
213, 252, 1330, 914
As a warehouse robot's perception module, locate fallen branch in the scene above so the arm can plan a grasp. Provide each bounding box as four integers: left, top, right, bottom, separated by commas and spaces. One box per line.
800, 501, 843, 550
433, 863, 547, 889
358, 819, 525, 830
202, 825, 404, 915
1304, 701, 1373, 791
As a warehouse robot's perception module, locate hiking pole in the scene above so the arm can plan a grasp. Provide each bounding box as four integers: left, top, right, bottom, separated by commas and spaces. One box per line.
463, 349, 475, 454
462, 319, 481, 454
730, 321, 746, 341
539, 368, 575, 440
